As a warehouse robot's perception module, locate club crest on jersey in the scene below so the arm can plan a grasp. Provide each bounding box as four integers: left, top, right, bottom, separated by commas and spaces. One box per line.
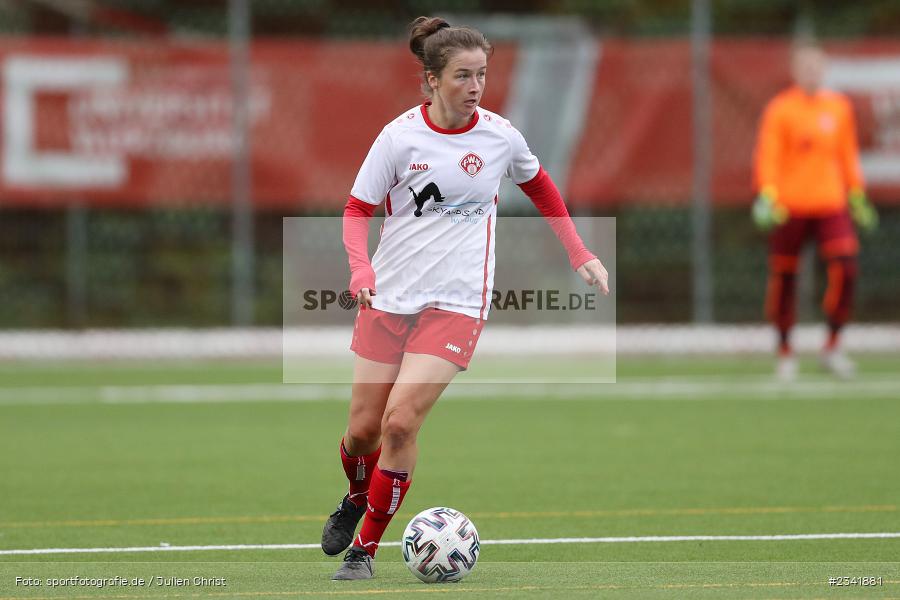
818, 113, 836, 133
459, 152, 484, 177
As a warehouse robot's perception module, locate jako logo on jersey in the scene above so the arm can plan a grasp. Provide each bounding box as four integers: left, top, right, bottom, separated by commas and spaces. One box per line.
459, 152, 484, 177
409, 182, 445, 217
409, 163, 429, 171
445, 342, 461, 354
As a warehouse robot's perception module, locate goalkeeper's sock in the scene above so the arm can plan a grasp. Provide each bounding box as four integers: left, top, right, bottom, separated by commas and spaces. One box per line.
822, 257, 857, 341
778, 334, 792, 356
778, 321, 792, 356
766, 262, 797, 355
356, 467, 411, 558
825, 327, 840, 351
340, 439, 381, 507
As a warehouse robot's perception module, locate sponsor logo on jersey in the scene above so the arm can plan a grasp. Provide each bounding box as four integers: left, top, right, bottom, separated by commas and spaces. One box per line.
445, 342, 462, 354
409, 163, 429, 171
409, 182, 445, 217
459, 152, 484, 177
427, 205, 486, 224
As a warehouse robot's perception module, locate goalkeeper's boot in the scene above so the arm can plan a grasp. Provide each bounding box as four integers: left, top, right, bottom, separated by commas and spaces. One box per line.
332, 546, 374, 580
321, 495, 366, 556
820, 349, 856, 380
776, 355, 797, 382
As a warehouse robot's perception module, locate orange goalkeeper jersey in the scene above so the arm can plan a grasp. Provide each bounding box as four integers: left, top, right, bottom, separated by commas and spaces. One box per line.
753, 86, 864, 217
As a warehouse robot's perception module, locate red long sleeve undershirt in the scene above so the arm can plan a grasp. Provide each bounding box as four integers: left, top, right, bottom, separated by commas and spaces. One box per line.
343, 196, 377, 296
342, 167, 595, 296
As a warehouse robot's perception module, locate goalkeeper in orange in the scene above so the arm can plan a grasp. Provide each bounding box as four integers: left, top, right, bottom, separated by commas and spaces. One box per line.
753, 42, 877, 380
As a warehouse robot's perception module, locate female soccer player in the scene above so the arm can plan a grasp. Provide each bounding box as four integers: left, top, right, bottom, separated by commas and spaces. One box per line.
323, 16, 609, 580
753, 42, 877, 381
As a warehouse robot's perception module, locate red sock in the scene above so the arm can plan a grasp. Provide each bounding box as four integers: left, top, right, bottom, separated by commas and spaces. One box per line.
823, 257, 857, 345
766, 264, 797, 356
778, 336, 792, 357
355, 466, 411, 557
825, 328, 840, 351
339, 439, 381, 507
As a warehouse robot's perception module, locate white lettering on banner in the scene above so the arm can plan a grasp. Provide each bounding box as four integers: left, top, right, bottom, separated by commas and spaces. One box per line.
69, 73, 271, 158
2, 56, 127, 187
2, 56, 273, 190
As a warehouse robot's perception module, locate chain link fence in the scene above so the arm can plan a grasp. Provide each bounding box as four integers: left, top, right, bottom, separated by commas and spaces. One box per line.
0, 1, 898, 329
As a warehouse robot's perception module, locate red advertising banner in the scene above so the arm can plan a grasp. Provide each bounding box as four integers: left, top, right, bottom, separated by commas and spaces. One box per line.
569, 38, 900, 206
0, 38, 516, 208
1, 38, 898, 208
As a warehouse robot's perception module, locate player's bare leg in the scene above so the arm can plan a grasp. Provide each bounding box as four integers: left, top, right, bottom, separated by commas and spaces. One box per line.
322, 357, 399, 557
333, 353, 460, 580
344, 357, 401, 454
378, 353, 460, 475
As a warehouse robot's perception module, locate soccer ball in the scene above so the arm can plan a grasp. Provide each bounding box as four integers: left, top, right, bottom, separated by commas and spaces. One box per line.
401, 507, 480, 583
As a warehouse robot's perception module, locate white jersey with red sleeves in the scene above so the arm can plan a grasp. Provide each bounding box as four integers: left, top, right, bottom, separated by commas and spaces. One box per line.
350, 103, 540, 320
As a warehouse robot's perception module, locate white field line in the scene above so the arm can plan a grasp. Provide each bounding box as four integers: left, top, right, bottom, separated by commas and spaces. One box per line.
3, 532, 900, 556
3, 324, 900, 360
1, 377, 900, 406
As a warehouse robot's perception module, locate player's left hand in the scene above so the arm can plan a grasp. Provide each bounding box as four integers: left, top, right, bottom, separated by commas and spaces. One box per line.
849, 189, 878, 232
577, 258, 610, 295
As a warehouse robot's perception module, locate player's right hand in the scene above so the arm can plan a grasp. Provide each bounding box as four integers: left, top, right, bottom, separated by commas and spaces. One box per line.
357, 288, 375, 309
752, 187, 788, 231
349, 266, 376, 309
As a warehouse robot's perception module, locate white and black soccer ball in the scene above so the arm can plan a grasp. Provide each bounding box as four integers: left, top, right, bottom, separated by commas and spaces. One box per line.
401, 507, 480, 583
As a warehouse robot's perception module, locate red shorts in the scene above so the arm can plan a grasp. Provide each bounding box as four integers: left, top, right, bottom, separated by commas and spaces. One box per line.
350, 307, 485, 370
769, 210, 858, 272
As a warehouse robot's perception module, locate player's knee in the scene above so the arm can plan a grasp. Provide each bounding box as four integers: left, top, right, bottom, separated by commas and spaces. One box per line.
381, 408, 419, 450
345, 422, 381, 450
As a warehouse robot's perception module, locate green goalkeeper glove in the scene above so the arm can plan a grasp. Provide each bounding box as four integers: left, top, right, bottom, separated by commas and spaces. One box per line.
752, 186, 788, 232
849, 188, 878, 232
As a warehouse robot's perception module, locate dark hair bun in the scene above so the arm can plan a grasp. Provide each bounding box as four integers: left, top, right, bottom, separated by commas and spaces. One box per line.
409, 16, 450, 63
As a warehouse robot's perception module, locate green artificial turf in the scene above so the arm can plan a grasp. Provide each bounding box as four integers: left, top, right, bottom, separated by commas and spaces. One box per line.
1, 356, 898, 598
